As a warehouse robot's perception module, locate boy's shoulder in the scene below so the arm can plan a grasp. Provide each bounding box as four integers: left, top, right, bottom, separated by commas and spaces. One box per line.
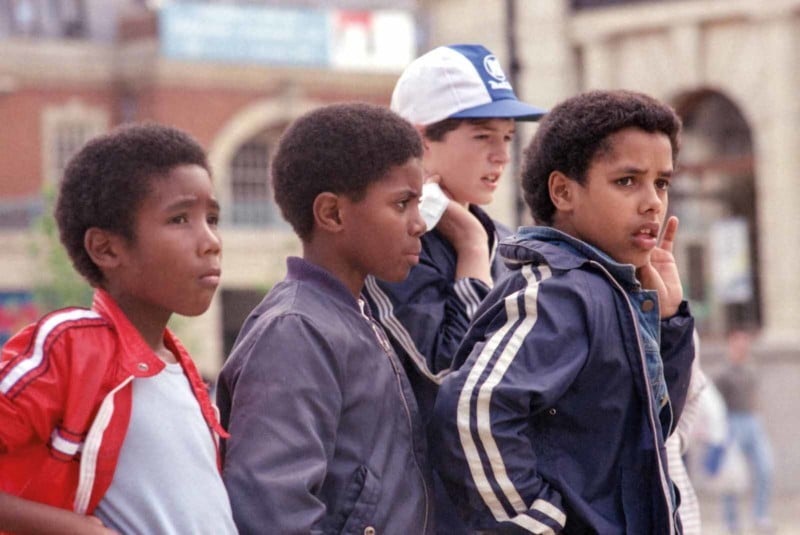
2, 306, 109, 358
488, 234, 619, 309
499, 229, 581, 266
1, 306, 112, 394
254, 276, 350, 324
235, 277, 364, 350
224, 280, 377, 386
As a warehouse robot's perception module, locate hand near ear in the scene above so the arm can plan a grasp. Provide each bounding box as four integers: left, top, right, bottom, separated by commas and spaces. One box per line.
425, 175, 491, 286
636, 216, 683, 318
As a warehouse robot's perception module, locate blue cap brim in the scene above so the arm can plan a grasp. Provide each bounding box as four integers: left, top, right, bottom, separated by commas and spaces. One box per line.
449, 98, 547, 121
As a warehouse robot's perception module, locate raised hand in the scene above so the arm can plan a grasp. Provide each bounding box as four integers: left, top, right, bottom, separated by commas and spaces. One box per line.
636, 216, 683, 318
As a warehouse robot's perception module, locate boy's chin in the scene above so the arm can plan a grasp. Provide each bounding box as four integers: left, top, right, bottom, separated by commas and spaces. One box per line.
175, 300, 215, 317
374, 269, 412, 284
469, 194, 494, 208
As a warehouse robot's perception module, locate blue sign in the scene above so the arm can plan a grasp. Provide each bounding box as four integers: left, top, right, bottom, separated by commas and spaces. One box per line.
160, 4, 331, 67
0, 292, 40, 349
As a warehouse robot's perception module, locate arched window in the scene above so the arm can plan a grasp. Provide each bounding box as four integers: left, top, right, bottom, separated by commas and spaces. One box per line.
672, 90, 759, 335
228, 126, 285, 227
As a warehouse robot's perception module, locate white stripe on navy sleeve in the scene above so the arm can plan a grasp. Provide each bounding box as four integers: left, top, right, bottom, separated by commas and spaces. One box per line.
455, 265, 565, 533
364, 276, 450, 384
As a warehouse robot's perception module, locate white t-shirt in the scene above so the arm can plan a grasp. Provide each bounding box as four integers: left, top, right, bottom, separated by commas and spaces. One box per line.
95, 362, 237, 534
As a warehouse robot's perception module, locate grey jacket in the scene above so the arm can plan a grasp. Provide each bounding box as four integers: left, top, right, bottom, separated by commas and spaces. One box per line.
217, 257, 434, 535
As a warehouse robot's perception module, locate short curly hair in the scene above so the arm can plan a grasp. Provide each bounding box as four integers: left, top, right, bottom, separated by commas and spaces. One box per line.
55, 122, 210, 286
522, 89, 682, 225
272, 102, 422, 241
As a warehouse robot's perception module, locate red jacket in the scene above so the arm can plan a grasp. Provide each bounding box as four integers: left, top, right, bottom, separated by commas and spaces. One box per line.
0, 289, 227, 515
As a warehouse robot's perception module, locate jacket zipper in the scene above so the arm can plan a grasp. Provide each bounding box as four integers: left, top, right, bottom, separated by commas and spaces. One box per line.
359, 301, 431, 533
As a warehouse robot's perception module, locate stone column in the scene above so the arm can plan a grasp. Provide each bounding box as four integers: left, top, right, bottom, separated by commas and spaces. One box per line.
752, 14, 800, 350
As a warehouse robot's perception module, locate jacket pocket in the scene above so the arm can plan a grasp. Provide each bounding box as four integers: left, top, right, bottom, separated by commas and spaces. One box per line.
323, 464, 382, 535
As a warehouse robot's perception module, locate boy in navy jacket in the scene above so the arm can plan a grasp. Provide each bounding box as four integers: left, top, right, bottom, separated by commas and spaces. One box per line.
432, 90, 695, 534
364, 44, 546, 419
217, 103, 435, 534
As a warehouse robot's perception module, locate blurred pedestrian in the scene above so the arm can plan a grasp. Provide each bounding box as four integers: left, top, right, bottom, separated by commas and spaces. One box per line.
715, 328, 775, 534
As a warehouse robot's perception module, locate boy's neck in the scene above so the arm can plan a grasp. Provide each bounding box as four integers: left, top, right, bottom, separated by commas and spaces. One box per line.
550, 218, 576, 240
302, 241, 364, 300
101, 284, 174, 361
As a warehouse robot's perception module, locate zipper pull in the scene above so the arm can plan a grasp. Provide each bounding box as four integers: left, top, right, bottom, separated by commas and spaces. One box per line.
359, 299, 393, 353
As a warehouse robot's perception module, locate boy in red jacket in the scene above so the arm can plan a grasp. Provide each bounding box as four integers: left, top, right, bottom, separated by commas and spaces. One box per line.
0, 124, 236, 534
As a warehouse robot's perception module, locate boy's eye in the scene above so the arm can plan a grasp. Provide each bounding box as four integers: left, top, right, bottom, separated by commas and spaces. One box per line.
616, 177, 634, 187
170, 214, 189, 224
207, 213, 220, 226
656, 178, 671, 190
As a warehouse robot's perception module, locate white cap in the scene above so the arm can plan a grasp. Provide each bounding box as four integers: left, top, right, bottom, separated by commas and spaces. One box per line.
391, 44, 546, 126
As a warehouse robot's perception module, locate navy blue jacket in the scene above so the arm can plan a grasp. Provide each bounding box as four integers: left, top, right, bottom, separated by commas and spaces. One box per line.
432, 228, 695, 534
364, 205, 511, 419
217, 257, 434, 535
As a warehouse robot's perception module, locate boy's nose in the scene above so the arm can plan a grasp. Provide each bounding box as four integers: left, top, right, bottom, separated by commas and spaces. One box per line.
409, 207, 427, 237
640, 186, 664, 213
200, 223, 222, 255
490, 145, 510, 165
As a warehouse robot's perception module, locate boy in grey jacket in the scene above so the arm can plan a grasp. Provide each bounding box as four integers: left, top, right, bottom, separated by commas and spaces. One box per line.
217, 103, 435, 534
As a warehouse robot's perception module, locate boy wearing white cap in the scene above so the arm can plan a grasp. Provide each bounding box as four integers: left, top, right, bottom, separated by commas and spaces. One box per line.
363, 44, 544, 533
364, 44, 545, 419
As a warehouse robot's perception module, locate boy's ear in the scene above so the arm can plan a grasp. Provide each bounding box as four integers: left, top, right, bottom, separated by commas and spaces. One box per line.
548, 171, 575, 213
84, 227, 124, 271
312, 192, 344, 233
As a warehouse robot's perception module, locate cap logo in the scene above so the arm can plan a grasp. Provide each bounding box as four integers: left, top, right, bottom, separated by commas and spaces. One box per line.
482, 54, 513, 91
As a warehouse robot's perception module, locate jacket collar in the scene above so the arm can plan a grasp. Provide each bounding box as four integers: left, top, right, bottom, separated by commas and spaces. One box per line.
500, 226, 641, 291
285, 256, 362, 310
92, 289, 169, 378
92, 288, 227, 438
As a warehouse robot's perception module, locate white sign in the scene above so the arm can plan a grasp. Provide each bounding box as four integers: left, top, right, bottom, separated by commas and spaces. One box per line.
710, 217, 753, 303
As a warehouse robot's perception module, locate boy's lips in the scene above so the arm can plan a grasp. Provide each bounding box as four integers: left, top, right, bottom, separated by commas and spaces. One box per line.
631, 223, 660, 249
405, 246, 422, 264
481, 174, 501, 189
199, 268, 221, 286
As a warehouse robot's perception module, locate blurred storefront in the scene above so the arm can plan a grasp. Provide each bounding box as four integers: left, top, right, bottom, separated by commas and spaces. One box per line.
0, 0, 417, 376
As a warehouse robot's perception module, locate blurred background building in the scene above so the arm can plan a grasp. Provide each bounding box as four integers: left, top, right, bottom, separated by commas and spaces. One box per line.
1, 0, 799, 504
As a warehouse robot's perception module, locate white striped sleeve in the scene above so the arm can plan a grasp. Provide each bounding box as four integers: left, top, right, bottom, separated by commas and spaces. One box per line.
455, 265, 566, 533
0, 309, 101, 395
364, 276, 450, 384
454, 277, 488, 319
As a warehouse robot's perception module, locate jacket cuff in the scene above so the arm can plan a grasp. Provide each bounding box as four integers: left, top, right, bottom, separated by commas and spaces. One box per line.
455, 277, 491, 319
662, 300, 691, 323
